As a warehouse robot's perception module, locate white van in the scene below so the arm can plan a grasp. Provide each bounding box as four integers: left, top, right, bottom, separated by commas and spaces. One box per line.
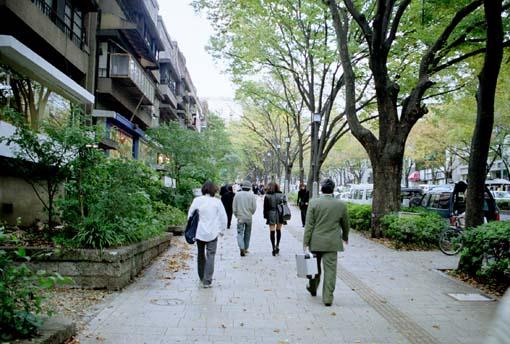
345, 184, 373, 205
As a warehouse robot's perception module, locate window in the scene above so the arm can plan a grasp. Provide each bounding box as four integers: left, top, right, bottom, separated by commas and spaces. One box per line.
430, 194, 440, 208
110, 126, 133, 159
421, 194, 431, 207
438, 192, 451, 210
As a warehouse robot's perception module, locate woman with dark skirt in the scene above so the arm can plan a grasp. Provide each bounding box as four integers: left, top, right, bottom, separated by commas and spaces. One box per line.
263, 182, 286, 256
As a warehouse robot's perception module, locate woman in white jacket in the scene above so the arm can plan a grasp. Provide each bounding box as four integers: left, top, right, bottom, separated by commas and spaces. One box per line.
188, 181, 228, 288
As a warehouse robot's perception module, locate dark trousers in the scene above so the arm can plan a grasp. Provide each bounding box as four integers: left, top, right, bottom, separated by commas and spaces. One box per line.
300, 205, 308, 227
226, 211, 233, 229
308, 251, 338, 304
196, 238, 218, 285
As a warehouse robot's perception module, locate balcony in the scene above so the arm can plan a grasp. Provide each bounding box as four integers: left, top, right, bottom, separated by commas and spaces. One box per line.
30, 0, 86, 50
158, 82, 178, 108
109, 53, 155, 105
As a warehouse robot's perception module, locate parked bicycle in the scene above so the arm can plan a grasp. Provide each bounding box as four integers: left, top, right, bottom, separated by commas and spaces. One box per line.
438, 213, 464, 255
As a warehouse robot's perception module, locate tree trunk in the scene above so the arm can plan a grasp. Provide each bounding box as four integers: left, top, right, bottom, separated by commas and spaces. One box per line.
370, 152, 404, 237
465, 0, 503, 228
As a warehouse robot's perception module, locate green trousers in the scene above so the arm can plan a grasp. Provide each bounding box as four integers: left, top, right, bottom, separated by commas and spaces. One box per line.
308, 251, 338, 304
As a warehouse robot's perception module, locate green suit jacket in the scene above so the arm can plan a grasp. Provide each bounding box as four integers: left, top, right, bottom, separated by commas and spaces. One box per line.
303, 194, 350, 252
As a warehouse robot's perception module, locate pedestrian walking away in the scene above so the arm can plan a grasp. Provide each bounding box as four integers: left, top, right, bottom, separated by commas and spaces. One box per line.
263, 182, 287, 256
188, 181, 227, 288
303, 178, 349, 306
233, 180, 257, 256
297, 183, 310, 227
221, 184, 235, 229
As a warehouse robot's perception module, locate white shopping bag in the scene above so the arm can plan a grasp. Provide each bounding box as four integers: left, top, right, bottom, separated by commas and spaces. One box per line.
295, 253, 318, 279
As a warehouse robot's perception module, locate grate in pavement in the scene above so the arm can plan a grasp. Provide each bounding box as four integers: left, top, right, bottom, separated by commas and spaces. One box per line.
149, 298, 184, 306
447, 293, 494, 302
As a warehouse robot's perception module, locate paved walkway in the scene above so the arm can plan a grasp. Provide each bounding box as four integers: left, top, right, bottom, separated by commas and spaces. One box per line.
79, 198, 500, 344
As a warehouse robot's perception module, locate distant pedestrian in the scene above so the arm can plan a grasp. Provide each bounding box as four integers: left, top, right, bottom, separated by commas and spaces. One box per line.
221, 185, 235, 229
219, 184, 228, 197
297, 183, 310, 227
263, 182, 286, 256
233, 180, 257, 256
188, 181, 227, 288
303, 178, 349, 306
259, 184, 265, 195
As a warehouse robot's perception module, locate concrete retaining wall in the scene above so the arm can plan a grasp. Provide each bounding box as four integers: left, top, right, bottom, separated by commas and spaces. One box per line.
3, 233, 172, 290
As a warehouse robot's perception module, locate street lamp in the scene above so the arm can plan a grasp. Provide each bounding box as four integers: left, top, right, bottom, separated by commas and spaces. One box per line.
285, 137, 291, 194
311, 112, 322, 198
276, 144, 281, 182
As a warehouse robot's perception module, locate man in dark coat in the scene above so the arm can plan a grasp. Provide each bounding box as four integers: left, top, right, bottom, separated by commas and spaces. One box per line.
297, 183, 310, 227
221, 185, 235, 229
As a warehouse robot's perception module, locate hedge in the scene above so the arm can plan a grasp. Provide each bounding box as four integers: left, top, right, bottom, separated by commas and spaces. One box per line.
458, 221, 510, 285
346, 203, 372, 232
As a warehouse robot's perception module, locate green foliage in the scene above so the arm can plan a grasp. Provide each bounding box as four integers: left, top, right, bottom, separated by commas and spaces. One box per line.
0, 227, 69, 340
60, 158, 166, 249
0, 109, 99, 228
346, 203, 372, 232
382, 212, 447, 249
154, 202, 187, 227
458, 221, 510, 285
149, 114, 236, 211
287, 192, 298, 205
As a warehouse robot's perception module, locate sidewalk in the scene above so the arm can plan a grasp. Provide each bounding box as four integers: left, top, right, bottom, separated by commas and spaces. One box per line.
78, 198, 500, 344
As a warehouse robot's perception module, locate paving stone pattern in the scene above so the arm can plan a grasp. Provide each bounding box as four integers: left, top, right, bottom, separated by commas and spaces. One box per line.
79, 198, 499, 344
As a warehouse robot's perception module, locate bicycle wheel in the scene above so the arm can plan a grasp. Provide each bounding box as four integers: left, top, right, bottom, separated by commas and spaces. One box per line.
438, 228, 463, 255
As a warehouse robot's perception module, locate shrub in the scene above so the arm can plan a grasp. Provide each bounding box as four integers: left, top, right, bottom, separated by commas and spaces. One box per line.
154, 202, 187, 227
382, 211, 447, 248
0, 229, 69, 340
59, 159, 166, 249
287, 192, 298, 205
346, 203, 372, 232
458, 221, 510, 285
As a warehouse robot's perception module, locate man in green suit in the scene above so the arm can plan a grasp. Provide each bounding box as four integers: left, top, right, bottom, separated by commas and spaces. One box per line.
303, 178, 349, 306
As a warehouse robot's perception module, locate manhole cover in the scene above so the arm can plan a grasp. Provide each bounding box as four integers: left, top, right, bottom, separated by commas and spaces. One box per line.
447, 293, 494, 301
150, 298, 184, 306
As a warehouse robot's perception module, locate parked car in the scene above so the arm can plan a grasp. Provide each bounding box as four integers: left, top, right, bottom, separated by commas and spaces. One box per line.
401, 188, 423, 207
492, 190, 510, 211
412, 181, 500, 222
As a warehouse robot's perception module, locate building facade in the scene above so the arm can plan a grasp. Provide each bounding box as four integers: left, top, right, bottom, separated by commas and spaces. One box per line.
0, 0, 205, 224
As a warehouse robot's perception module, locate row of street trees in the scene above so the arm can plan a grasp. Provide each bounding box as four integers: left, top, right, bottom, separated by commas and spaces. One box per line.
196, 0, 508, 236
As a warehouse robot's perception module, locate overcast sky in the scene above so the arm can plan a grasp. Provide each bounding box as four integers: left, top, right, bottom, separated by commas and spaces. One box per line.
158, 1, 241, 119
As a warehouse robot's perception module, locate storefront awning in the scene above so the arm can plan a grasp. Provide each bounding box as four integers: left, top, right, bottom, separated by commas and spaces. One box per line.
0, 35, 94, 105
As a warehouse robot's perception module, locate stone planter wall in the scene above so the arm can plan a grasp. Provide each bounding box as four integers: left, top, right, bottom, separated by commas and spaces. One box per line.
3, 233, 172, 290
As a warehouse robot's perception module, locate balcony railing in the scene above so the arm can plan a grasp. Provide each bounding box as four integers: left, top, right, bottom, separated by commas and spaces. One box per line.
110, 53, 155, 104
31, 0, 86, 50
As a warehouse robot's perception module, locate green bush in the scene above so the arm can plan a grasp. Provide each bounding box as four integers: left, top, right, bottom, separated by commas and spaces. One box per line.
0, 229, 69, 340
458, 221, 510, 285
60, 158, 166, 249
382, 211, 446, 248
287, 192, 298, 205
154, 202, 187, 227
346, 203, 372, 232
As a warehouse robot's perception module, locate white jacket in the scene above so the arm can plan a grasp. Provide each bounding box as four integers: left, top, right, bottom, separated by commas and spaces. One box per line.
188, 195, 227, 242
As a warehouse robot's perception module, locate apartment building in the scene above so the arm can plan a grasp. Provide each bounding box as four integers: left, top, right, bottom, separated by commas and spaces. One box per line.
157, 15, 203, 131
0, 0, 206, 224
0, 0, 97, 224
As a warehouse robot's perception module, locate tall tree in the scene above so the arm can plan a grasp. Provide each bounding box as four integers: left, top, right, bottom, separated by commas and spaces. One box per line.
194, 0, 374, 192
326, 0, 507, 236
465, 0, 505, 227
